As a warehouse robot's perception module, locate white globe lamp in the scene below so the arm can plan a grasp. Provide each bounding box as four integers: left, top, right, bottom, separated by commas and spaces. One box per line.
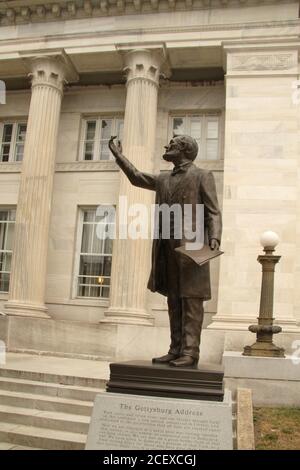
260, 231, 279, 253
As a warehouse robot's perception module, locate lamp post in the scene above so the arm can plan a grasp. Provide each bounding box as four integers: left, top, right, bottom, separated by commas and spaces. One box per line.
243, 231, 285, 358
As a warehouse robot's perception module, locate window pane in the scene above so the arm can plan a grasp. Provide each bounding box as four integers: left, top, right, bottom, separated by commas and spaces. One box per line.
81, 224, 93, 253
206, 119, 219, 160
83, 121, 96, 161
104, 236, 113, 255
0, 145, 10, 162
101, 286, 110, 298
2, 124, 13, 143
190, 117, 201, 140
117, 120, 124, 141
94, 223, 114, 253
84, 142, 94, 161
100, 142, 110, 161
13, 123, 27, 162
16, 123, 27, 142
83, 210, 95, 223
99, 120, 112, 160
189, 117, 202, 159
172, 117, 185, 136
89, 285, 100, 298
103, 256, 112, 276
0, 209, 15, 293
0, 212, 8, 221
9, 210, 16, 221
100, 119, 112, 140
95, 210, 109, 223
207, 119, 219, 139
206, 140, 218, 160
79, 255, 107, 277
0, 273, 10, 293
5, 223, 14, 251
15, 143, 24, 161
85, 121, 96, 141
92, 223, 103, 253
0, 252, 12, 272
0, 224, 6, 250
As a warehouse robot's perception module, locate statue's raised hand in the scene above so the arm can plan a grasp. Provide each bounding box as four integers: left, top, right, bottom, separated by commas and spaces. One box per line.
109, 136, 122, 159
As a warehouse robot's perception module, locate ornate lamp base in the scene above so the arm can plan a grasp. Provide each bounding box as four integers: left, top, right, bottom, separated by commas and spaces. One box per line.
243, 324, 285, 357
243, 343, 285, 358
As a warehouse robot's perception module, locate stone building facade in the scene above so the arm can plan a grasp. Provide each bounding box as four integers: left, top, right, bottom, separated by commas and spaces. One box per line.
0, 0, 299, 363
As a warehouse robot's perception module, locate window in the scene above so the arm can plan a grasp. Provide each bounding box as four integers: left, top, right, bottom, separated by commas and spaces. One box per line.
0, 209, 15, 293
170, 114, 221, 160
80, 117, 124, 161
76, 208, 114, 299
0, 122, 27, 162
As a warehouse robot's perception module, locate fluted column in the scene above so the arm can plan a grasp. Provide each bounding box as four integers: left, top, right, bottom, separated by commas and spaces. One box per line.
103, 48, 166, 325
5, 53, 77, 318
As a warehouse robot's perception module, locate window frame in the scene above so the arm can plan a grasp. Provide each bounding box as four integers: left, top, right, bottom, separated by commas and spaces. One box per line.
73, 206, 115, 301
168, 112, 222, 161
0, 207, 16, 295
0, 120, 27, 163
79, 116, 124, 162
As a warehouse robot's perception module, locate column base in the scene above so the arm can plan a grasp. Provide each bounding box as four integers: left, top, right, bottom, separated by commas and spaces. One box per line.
208, 314, 300, 333
4, 301, 50, 319
101, 307, 154, 326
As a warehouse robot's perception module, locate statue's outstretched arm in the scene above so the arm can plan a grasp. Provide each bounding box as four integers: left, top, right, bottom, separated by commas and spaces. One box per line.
109, 136, 157, 191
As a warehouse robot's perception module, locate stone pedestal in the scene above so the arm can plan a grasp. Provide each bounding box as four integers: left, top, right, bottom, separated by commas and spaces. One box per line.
107, 360, 224, 401
5, 52, 78, 319
223, 351, 300, 406
103, 47, 167, 326
86, 390, 233, 450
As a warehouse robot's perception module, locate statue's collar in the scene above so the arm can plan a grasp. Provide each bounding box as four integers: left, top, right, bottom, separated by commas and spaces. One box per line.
171, 161, 193, 176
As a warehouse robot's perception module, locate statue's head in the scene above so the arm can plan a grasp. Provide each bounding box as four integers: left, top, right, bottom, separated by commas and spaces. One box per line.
163, 135, 198, 163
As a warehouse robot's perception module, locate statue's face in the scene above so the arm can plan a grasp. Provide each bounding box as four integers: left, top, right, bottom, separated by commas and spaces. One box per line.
163, 137, 183, 162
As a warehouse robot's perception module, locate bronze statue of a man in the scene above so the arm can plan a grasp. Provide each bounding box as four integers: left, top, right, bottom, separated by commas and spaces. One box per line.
109, 135, 222, 368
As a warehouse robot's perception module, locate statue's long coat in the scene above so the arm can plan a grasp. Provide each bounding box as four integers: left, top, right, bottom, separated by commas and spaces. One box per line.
116, 157, 222, 300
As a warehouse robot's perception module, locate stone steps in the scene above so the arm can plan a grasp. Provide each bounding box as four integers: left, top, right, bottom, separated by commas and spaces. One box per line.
0, 389, 93, 416
0, 367, 105, 389
0, 376, 100, 401
0, 422, 86, 450
0, 361, 108, 450
0, 441, 42, 450
0, 404, 90, 434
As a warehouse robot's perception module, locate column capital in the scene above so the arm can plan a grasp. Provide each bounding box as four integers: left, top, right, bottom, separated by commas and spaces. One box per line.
117, 45, 170, 87
20, 49, 79, 93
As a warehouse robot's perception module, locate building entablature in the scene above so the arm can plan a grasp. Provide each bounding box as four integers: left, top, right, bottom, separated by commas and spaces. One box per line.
0, 0, 297, 27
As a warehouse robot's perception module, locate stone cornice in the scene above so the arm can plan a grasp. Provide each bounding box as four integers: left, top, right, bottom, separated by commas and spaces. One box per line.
0, 0, 294, 27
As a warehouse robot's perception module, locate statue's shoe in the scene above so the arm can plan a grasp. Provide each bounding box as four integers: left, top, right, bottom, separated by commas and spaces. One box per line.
169, 355, 198, 368
152, 353, 179, 364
